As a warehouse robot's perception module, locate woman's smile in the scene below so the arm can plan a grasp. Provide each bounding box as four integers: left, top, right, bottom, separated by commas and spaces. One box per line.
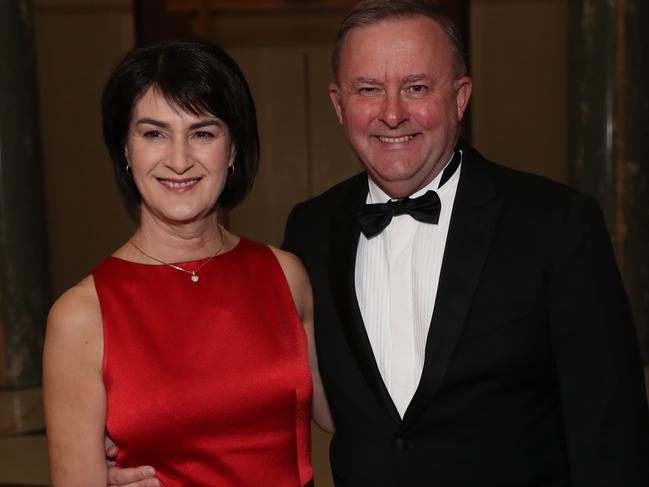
157, 177, 202, 192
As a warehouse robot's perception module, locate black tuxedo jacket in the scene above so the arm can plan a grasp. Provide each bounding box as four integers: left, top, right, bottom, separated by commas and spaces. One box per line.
282, 145, 649, 486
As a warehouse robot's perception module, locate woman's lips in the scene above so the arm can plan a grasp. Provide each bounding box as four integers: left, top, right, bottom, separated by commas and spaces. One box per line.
157, 177, 201, 192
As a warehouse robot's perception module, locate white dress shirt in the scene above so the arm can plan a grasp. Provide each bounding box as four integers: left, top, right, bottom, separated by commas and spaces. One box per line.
355, 153, 462, 417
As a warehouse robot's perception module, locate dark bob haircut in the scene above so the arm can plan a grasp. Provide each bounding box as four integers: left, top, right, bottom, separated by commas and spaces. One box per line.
102, 37, 259, 219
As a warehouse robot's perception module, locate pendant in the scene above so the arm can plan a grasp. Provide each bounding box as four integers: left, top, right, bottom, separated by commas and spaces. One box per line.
191, 272, 199, 283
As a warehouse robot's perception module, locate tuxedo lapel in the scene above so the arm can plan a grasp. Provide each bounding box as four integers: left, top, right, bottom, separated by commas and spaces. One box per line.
329, 175, 402, 424
402, 148, 504, 429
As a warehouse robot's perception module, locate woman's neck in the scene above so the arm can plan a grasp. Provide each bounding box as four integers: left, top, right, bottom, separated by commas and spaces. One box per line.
129, 208, 227, 263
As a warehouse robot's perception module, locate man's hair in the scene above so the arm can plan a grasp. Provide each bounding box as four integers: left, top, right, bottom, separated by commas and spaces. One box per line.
102, 37, 260, 220
332, 0, 467, 83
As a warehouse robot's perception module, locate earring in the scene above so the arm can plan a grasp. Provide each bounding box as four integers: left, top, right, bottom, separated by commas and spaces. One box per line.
124, 147, 132, 173
228, 164, 235, 176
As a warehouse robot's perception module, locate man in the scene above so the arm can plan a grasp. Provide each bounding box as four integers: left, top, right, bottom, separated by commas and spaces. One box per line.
108, 1, 649, 486
282, 0, 649, 485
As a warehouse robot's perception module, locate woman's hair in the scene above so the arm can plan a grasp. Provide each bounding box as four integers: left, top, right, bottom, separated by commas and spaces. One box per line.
102, 37, 259, 219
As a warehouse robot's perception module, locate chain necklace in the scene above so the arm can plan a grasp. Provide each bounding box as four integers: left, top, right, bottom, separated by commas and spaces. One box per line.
128, 225, 225, 283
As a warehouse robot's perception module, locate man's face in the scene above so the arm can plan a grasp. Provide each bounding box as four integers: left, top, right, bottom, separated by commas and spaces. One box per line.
330, 16, 472, 198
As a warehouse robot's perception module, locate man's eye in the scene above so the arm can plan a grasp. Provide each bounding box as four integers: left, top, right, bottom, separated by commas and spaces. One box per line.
407, 85, 427, 94
358, 87, 379, 94
143, 130, 163, 138
194, 131, 214, 139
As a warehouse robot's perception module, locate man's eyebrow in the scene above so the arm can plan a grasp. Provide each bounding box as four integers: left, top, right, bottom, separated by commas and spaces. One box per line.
404, 73, 433, 83
347, 74, 435, 85
350, 77, 381, 85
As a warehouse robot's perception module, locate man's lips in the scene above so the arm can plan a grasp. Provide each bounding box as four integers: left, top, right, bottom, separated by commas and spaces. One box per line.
374, 134, 418, 143
157, 177, 201, 192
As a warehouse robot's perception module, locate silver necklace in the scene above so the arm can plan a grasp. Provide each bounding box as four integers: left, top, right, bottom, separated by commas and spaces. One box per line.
128, 226, 225, 283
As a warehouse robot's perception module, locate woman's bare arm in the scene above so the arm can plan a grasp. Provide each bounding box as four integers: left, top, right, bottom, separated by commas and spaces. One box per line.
43, 276, 108, 486
271, 247, 335, 433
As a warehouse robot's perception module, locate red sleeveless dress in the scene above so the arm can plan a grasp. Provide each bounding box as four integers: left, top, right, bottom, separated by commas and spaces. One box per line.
93, 238, 313, 486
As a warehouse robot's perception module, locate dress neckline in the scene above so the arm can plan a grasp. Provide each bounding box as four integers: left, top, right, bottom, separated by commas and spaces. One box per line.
106, 235, 245, 268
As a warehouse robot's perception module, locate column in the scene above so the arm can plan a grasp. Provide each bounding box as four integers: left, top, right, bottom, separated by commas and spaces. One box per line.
569, 0, 649, 362
0, 1, 50, 395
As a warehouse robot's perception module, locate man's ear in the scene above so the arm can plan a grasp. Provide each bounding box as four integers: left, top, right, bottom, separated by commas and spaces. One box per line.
329, 82, 344, 125
455, 76, 473, 122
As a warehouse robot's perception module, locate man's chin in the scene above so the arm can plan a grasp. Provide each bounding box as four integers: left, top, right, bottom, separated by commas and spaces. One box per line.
369, 174, 431, 200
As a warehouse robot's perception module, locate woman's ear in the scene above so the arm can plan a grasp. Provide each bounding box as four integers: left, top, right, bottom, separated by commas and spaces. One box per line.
228, 144, 237, 166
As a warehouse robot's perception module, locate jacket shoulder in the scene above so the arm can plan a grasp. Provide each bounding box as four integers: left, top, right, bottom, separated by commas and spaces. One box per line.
289, 172, 367, 220
463, 145, 585, 211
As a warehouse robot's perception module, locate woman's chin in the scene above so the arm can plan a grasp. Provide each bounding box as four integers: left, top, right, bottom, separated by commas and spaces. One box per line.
154, 206, 216, 226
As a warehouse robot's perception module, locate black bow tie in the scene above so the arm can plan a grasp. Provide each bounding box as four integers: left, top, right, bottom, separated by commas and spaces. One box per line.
357, 190, 441, 239
356, 150, 461, 239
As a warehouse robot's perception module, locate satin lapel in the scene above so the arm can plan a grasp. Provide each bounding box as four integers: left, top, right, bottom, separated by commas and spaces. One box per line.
329, 175, 402, 424
402, 149, 504, 429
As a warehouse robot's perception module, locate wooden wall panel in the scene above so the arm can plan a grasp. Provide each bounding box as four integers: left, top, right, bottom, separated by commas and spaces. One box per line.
33, 2, 135, 297
227, 48, 310, 246
307, 46, 361, 196
470, 0, 568, 182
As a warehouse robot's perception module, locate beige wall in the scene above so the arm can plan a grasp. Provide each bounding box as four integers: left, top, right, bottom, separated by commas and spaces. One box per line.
227, 46, 360, 247
34, 0, 136, 298
470, 0, 568, 183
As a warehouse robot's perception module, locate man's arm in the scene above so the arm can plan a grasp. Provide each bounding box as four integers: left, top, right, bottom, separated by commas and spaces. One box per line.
548, 193, 649, 486
104, 436, 159, 487
281, 204, 301, 255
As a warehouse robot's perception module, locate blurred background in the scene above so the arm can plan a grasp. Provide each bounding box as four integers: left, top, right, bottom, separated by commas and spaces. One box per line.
1, 0, 647, 485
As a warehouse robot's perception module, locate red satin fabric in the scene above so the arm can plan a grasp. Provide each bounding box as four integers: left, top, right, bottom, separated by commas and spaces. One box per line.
94, 238, 312, 486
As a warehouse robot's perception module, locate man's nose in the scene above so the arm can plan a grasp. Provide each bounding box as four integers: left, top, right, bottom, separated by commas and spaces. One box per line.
379, 92, 409, 128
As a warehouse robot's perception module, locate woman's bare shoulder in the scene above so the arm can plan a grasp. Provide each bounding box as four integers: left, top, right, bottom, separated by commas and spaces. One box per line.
268, 246, 309, 287
267, 245, 312, 318
47, 275, 102, 341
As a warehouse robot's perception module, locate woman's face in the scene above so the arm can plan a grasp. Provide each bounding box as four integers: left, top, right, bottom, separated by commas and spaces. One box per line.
125, 87, 236, 225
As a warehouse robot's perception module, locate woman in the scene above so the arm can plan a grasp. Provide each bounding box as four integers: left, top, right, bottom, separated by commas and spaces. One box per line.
44, 38, 332, 487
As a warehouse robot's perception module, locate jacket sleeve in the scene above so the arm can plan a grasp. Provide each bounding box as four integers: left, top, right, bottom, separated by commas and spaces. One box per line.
548, 193, 649, 486
281, 204, 301, 254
